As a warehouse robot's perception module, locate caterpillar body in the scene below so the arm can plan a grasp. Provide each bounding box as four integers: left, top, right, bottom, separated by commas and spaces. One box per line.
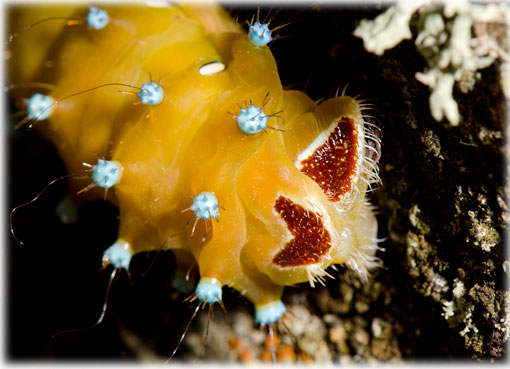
8, 2, 381, 359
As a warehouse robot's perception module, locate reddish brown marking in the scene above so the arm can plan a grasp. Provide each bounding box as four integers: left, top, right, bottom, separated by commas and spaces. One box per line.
272, 196, 331, 267
299, 117, 359, 202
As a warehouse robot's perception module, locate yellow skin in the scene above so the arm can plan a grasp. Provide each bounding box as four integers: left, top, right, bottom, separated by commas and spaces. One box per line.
9, 4, 379, 314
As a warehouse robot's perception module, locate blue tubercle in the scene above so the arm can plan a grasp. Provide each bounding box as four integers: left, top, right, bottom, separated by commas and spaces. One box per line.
190, 192, 220, 220
26, 93, 54, 121
137, 82, 164, 105
194, 277, 222, 303
91, 159, 122, 188
255, 300, 286, 325
87, 7, 109, 30
102, 239, 132, 269
249, 21, 272, 46
236, 105, 268, 134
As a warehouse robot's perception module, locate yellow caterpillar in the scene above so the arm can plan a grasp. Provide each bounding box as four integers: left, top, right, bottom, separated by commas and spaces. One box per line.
8, 1, 381, 356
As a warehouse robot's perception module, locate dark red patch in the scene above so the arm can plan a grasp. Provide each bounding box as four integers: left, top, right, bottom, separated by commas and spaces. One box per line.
272, 196, 331, 267
299, 117, 359, 202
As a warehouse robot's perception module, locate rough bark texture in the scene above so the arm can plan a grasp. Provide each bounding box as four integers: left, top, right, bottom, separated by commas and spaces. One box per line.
8, 4, 508, 363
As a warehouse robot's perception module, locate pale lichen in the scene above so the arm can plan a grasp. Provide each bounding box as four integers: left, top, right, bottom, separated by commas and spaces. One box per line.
353, 1, 425, 56
354, 0, 510, 125
442, 276, 467, 321
467, 209, 501, 253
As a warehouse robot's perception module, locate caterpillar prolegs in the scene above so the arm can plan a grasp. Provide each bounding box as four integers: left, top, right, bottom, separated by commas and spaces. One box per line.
8, 2, 381, 360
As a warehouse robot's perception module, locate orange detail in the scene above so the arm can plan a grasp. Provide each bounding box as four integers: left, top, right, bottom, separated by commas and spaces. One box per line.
299, 117, 359, 201
273, 196, 332, 267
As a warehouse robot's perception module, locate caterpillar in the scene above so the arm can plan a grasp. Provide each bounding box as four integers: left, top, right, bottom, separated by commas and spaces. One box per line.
8, 2, 381, 361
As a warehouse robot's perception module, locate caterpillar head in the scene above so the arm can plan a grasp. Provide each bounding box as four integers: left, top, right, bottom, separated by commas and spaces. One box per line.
237, 94, 380, 288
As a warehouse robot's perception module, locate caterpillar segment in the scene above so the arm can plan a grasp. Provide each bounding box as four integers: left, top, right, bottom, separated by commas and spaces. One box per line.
8, 2, 380, 340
